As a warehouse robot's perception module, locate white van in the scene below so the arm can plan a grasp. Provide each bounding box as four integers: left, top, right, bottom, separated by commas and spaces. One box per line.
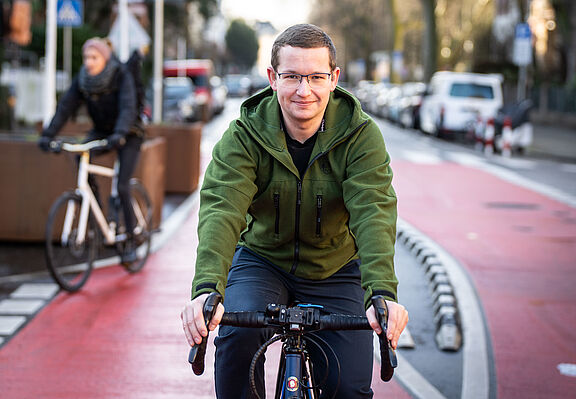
419, 71, 503, 138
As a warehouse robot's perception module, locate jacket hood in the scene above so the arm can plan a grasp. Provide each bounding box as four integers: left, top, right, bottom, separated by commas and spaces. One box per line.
238, 86, 371, 154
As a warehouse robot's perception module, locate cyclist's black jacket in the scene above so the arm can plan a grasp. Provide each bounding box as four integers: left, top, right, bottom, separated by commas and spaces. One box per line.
192, 86, 398, 309
42, 57, 138, 139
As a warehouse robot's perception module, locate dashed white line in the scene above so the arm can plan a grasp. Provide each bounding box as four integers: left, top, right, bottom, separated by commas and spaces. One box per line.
0, 315, 26, 335
0, 283, 60, 346
11, 283, 59, 299
0, 299, 45, 315
399, 151, 444, 165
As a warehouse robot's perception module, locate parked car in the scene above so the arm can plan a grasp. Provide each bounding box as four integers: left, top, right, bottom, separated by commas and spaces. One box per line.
381, 85, 403, 122
353, 80, 377, 109
163, 59, 217, 121
159, 77, 199, 123
419, 71, 503, 139
224, 74, 252, 97
367, 82, 395, 116
398, 82, 427, 129
248, 74, 270, 95
210, 76, 227, 115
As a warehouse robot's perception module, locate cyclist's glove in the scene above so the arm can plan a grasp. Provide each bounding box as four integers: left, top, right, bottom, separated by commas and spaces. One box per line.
38, 135, 53, 152
107, 133, 126, 149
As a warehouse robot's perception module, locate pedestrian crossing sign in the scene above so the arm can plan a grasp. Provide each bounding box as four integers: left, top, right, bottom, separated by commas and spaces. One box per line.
57, 0, 83, 27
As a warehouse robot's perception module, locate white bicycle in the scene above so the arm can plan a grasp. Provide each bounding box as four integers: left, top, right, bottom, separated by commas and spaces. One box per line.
44, 139, 153, 292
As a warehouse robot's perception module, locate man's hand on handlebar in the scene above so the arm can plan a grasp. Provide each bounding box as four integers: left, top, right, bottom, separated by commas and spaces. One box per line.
181, 293, 225, 347
38, 136, 55, 152
366, 300, 408, 350
106, 133, 126, 149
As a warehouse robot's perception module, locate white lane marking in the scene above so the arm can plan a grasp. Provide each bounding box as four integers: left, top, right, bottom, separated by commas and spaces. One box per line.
10, 283, 59, 299
0, 299, 45, 315
379, 338, 447, 399
557, 363, 576, 377
0, 316, 26, 335
491, 156, 538, 170
446, 152, 576, 208
397, 326, 416, 349
477, 161, 576, 208
400, 151, 444, 165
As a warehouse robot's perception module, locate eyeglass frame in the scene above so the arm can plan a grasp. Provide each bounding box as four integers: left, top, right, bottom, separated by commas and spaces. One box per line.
275, 72, 333, 87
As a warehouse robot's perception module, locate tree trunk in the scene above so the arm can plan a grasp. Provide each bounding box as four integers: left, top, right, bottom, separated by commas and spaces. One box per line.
421, 0, 437, 82
566, 1, 576, 85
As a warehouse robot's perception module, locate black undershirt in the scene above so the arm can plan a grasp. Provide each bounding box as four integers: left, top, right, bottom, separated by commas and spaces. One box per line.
285, 132, 318, 178
282, 117, 324, 178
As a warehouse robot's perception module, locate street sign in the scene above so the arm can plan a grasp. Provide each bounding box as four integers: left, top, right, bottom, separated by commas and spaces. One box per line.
57, 0, 83, 27
513, 23, 532, 66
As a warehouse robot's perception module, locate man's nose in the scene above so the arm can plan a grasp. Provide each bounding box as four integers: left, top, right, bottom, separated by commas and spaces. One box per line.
296, 76, 312, 94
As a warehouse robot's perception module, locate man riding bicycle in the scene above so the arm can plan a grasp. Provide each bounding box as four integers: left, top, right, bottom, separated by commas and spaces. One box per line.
181, 24, 408, 398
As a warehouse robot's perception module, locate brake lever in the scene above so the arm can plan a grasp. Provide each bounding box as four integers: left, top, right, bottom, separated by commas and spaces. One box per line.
371, 295, 397, 381
188, 292, 222, 375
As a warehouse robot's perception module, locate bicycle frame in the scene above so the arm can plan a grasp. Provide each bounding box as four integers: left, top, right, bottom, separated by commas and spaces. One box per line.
276, 335, 318, 399
60, 140, 134, 247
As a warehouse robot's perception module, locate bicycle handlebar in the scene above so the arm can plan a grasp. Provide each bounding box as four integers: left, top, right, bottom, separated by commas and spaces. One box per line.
220, 308, 371, 331
188, 292, 397, 381
48, 139, 109, 153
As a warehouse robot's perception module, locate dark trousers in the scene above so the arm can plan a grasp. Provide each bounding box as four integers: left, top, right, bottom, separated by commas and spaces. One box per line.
85, 132, 143, 233
214, 247, 374, 399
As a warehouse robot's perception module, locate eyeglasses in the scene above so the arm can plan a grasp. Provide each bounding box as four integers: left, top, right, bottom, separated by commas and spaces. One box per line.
276, 72, 332, 89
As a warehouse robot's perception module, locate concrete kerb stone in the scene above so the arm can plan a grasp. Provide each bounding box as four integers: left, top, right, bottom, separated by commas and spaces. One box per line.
396, 218, 490, 399
396, 221, 463, 352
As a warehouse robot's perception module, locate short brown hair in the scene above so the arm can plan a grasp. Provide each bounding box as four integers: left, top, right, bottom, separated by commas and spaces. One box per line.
271, 24, 336, 72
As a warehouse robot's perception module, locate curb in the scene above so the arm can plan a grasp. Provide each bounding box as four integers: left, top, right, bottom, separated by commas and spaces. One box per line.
396, 221, 462, 352
396, 218, 491, 399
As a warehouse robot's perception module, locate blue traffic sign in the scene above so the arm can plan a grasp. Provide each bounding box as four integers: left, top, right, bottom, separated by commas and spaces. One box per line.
57, 0, 83, 27
515, 23, 531, 39
513, 23, 532, 66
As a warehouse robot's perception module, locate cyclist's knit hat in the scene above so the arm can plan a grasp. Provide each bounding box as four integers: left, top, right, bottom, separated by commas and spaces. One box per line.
82, 37, 112, 61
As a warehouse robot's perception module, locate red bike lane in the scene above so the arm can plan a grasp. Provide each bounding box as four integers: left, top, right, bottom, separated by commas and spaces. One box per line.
0, 195, 410, 398
392, 160, 576, 399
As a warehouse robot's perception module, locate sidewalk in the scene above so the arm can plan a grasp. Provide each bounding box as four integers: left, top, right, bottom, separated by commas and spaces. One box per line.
529, 123, 576, 162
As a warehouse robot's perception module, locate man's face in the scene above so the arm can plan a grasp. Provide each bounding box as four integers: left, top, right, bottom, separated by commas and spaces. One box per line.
268, 46, 340, 127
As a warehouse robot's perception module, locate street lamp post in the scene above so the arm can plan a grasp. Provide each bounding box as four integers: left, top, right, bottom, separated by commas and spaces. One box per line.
43, 0, 57, 127
152, 0, 164, 123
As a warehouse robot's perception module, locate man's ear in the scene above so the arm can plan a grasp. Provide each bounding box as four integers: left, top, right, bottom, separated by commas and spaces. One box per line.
267, 67, 278, 91
330, 67, 341, 91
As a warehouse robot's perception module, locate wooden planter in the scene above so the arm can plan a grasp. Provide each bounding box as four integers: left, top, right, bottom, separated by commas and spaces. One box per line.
0, 135, 166, 241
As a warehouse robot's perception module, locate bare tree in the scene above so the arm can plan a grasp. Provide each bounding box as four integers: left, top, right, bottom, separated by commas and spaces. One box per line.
550, 0, 576, 86
310, 0, 393, 81
420, 0, 437, 82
